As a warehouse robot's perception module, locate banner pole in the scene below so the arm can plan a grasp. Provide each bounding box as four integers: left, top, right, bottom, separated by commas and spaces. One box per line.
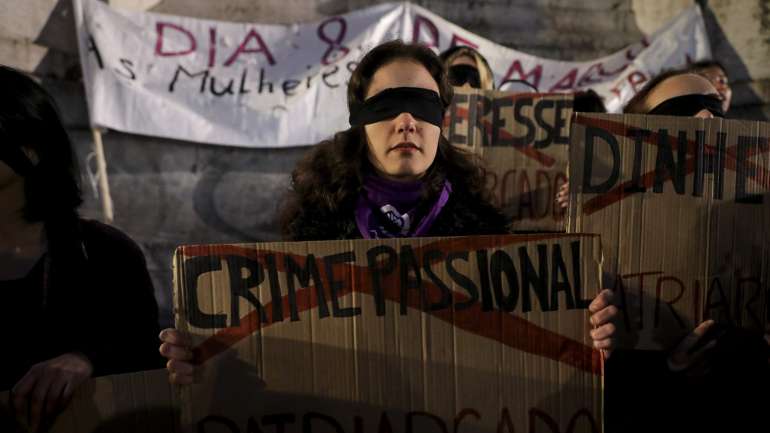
91, 128, 114, 223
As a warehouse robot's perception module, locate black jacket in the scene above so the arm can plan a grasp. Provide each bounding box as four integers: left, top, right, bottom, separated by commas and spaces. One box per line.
0, 219, 162, 390
605, 337, 770, 433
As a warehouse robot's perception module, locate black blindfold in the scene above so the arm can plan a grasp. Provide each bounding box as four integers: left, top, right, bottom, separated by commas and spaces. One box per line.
648, 94, 725, 118
448, 64, 481, 89
349, 87, 444, 128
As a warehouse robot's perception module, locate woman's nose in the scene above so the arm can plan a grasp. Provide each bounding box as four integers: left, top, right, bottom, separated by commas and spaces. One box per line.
395, 112, 417, 133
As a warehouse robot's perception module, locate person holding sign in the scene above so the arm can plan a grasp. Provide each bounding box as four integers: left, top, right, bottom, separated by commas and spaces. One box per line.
593, 69, 770, 433
160, 40, 510, 382
623, 69, 725, 118
688, 60, 732, 115
160, 41, 612, 387
0, 66, 162, 431
555, 90, 608, 210
440, 45, 495, 90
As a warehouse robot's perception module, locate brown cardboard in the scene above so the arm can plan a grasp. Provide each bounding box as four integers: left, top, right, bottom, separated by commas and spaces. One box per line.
445, 90, 574, 232
172, 234, 603, 433
0, 369, 180, 432
568, 113, 770, 350
0, 235, 602, 432
760, 194, 770, 342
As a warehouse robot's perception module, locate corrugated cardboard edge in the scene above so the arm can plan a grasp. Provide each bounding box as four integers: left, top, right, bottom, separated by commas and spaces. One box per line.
172, 245, 194, 430
172, 235, 606, 432
565, 112, 579, 234
593, 234, 606, 433
2, 369, 181, 432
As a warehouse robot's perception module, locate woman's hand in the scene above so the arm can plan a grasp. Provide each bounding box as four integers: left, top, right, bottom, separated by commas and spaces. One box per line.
555, 181, 569, 209
589, 289, 619, 357
12, 352, 93, 432
159, 328, 195, 385
666, 320, 721, 375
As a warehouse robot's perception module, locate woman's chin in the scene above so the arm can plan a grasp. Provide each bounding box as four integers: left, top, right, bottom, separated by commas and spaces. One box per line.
377, 169, 425, 182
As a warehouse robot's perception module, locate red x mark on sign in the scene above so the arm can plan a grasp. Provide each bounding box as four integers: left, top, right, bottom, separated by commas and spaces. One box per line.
178, 234, 602, 375
445, 93, 571, 168
575, 116, 770, 215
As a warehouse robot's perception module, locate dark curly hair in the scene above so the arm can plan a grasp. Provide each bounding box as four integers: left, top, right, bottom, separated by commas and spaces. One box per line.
280, 40, 497, 240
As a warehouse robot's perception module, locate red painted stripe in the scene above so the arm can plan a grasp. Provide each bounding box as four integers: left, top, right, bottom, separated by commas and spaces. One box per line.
451, 106, 558, 167
178, 235, 602, 375
574, 116, 770, 215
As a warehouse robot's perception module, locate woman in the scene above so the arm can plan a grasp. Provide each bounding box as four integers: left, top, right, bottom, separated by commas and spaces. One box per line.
440, 45, 495, 91
554, 90, 607, 210
623, 69, 725, 118
591, 69, 769, 433
161, 41, 510, 383
160, 40, 611, 384
281, 41, 509, 240
0, 66, 162, 430
687, 60, 732, 115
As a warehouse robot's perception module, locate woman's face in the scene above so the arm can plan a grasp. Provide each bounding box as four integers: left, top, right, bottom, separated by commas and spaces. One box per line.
448, 55, 481, 90
698, 66, 732, 113
642, 73, 721, 118
451, 55, 477, 68
363, 60, 441, 182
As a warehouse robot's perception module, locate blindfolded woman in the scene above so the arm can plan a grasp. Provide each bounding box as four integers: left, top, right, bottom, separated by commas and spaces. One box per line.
281, 40, 510, 240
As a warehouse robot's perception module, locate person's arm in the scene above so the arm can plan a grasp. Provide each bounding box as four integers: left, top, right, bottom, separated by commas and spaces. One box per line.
81, 221, 163, 376
590, 289, 685, 433
12, 353, 92, 432
116, 241, 163, 373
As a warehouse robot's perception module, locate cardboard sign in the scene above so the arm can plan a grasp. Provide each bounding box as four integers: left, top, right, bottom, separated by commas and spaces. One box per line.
0, 369, 180, 432
568, 113, 770, 350
173, 235, 603, 433
446, 91, 573, 232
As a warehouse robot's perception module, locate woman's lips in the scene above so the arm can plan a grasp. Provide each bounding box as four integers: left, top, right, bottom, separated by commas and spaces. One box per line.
390, 142, 420, 153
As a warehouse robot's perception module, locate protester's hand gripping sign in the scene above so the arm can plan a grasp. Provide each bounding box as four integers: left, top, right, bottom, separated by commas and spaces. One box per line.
568, 113, 770, 351
0, 369, 179, 432
446, 90, 573, 232
172, 235, 603, 433
0, 235, 602, 432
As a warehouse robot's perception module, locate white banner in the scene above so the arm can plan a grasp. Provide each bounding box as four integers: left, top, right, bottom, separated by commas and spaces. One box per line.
73, 0, 711, 148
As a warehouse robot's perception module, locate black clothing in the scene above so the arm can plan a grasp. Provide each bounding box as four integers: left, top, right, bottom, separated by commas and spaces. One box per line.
286, 189, 511, 241
0, 219, 162, 391
605, 334, 770, 433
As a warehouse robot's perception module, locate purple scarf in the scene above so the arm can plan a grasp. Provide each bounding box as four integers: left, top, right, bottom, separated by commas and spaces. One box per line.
355, 175, 452, 239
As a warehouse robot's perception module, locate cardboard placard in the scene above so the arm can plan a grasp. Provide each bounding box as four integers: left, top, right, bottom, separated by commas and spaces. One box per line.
445, 91, 573, 232
173, 234, 603, 433
568, 113, 770, 350
0, 369, 180, 432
